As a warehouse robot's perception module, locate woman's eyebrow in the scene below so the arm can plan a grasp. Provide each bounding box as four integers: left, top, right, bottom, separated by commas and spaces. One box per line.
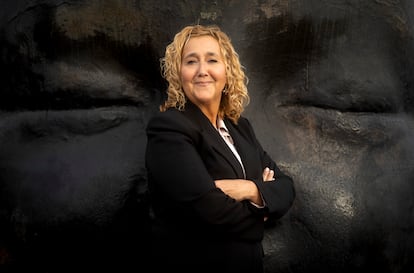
183, 52, 198, 59
183, 51, 219, 59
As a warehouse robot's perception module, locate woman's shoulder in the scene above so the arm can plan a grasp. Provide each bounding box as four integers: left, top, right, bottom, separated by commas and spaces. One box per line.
236, 115, 250, 125
146, 107, 200, 134
147, 108, 186, 127
232, 115, 254, 131
149, 107, 182, 120
227, 115, 257, 139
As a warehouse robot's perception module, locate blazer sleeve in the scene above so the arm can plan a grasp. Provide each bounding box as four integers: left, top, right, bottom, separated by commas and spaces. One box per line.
146, 110, 265, 241
237, 117, 296, 219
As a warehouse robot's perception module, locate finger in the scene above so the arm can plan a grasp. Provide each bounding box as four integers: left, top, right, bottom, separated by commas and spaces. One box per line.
262, 167, 270, 181
264, 169, 275, 182
268, 170, 274, 180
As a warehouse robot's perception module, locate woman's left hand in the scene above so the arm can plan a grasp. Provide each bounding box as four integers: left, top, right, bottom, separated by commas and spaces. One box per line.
262, 167, 275, 182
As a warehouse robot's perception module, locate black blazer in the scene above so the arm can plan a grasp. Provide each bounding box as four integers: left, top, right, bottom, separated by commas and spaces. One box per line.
145, 101, 295, 272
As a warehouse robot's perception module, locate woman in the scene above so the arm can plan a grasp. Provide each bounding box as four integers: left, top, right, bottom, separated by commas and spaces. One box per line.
145, 24, 295, 273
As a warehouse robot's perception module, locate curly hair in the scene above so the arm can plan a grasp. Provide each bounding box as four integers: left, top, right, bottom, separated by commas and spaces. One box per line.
160, 24, 249, 124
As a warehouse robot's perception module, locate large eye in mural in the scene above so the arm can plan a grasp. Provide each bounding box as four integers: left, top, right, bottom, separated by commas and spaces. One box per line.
2, 1, 165, 109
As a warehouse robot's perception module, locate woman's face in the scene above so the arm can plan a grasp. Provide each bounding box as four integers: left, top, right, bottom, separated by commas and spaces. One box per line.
180, 36, 227, 111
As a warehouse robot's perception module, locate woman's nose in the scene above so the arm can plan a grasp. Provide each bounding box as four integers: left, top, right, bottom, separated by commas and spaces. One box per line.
197, 62, 208, 76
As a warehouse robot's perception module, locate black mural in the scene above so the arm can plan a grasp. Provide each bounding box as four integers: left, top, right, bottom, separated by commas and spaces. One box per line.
1, 1, 413, 273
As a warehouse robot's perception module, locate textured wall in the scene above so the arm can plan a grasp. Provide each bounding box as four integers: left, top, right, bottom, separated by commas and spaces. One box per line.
1, 1, 414, 272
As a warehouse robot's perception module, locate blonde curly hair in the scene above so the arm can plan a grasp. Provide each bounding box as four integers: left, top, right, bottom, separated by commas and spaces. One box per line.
160, 24, 249, 124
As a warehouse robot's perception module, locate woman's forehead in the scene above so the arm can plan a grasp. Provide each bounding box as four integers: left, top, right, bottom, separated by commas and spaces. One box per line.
182, 36, 221, 56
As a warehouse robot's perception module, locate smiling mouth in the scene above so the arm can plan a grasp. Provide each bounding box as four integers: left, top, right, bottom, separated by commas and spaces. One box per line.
194, 81, 213, 86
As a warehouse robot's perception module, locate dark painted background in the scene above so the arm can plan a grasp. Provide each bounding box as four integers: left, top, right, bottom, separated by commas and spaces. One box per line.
1, 1, 414, 272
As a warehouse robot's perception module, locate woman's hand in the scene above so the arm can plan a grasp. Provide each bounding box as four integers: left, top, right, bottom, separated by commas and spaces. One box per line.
215, 167, 276, 218
263, 167, 275, 182
214, 179, 256, 202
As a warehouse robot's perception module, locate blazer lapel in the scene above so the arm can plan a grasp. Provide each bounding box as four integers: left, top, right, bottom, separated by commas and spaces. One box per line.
205, 130, 246, 179
225, 119, 259, 180
183, 102, 245, 178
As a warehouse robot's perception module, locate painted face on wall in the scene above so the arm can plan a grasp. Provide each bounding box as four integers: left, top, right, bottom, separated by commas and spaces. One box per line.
0, 1, 413, 273
233, 1, 414, 272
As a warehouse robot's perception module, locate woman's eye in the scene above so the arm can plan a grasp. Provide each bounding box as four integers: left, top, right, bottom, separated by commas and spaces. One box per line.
208, 59, 218, 63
